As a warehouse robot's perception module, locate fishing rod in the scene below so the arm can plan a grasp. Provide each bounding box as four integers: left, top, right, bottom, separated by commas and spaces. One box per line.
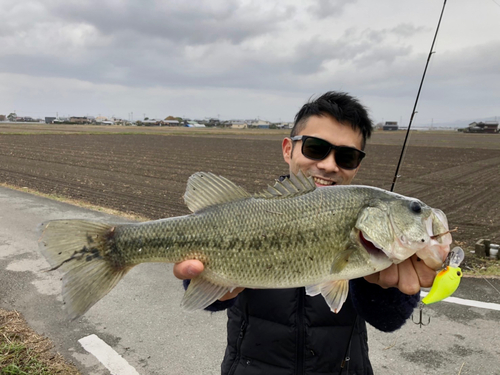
390, 0, 448, 192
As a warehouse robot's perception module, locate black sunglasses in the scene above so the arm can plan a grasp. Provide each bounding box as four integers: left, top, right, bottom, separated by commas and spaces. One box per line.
290, 135, 365, 170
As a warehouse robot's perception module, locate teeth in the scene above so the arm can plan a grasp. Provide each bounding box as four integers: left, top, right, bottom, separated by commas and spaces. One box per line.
313, 177, 334, 185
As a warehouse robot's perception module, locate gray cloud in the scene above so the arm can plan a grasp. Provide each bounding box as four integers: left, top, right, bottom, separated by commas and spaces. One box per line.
288, 27, 414, 76
308, 0, 357, 19
47, 0, 295, 45
1, 0, 499, 124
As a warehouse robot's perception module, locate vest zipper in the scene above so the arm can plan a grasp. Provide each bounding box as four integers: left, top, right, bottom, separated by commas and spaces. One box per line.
228, 320, 247, 375
296, 288, 305, 375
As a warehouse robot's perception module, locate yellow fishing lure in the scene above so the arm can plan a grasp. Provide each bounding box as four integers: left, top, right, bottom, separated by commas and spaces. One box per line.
422, 247, 464, 305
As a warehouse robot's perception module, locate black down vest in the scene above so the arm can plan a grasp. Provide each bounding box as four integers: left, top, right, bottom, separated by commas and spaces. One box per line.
221, 287, 373, 375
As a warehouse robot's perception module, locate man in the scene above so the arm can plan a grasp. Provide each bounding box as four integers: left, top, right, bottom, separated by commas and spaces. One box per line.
174, 92, 437, 374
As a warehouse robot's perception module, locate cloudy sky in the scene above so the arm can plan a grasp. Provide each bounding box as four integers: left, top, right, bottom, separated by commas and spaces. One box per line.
1, 0, 499, 126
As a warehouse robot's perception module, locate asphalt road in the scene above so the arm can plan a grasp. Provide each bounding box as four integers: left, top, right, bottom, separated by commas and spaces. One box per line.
1, 186, 499, 375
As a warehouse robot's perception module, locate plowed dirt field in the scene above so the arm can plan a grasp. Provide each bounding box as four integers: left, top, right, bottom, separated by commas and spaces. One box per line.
1, 124, 499, 261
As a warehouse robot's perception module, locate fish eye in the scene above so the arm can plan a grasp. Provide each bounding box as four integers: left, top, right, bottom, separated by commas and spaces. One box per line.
457, 271, 462, 277
410, 201, 422, 213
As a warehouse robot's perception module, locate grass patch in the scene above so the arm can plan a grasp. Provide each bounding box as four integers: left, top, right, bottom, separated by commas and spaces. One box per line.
0, 309, 80, 375
463, 258, 500, 278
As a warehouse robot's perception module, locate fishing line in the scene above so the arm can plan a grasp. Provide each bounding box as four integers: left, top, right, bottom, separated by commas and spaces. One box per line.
390, 0, 448, 192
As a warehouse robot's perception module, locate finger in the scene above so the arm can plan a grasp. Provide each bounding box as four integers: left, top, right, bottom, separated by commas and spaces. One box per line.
365, 264, 399, 289
173, 260, 204, 280
396, 258, 420, 295
377, 264, 400, 289
411, 255, 437, 288
364, 272, 380, 285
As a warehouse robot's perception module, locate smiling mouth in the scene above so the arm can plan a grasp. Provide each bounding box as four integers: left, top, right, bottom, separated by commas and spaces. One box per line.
313, 177, 336, 186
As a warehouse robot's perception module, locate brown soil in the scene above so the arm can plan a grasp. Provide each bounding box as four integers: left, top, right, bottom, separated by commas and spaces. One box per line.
0, 125, 499, 270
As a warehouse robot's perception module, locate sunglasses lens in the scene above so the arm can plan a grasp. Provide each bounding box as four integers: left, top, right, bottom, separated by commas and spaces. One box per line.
302, 137, 332, 160
335, 148, 363, 170
300, 136, 364, 169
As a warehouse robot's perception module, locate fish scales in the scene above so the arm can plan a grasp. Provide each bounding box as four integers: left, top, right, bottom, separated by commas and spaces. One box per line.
113, 186, 377, 288
39, 171, 453, 318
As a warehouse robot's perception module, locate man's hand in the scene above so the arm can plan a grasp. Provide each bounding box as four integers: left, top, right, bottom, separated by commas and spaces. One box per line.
173, 260, 244, 301
364, 254, 436, 295
173, 259, 204, 279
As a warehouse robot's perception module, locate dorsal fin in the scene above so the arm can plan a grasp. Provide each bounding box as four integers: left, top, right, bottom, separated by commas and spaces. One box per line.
183, 172, 251, 213
256, 171, 316, 199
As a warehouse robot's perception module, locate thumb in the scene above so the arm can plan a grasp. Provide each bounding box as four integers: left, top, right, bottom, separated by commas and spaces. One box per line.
173, 260, 204, 280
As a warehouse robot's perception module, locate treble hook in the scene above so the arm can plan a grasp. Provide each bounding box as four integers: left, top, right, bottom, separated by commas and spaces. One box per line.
412, 302, 430, 328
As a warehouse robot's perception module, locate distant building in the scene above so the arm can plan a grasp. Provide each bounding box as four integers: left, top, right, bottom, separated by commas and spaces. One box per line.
276, 122, 292, 129
231, 121, 248, 129
185, 120, 205, 128
53, 117, 69, 123
383, 121, 398, 131
95, 116, 109, 123
45, 117, 56, 124
143, 119, 164, 126
252, 120, 270, 126
162, 120, 179, 126
465, 121, 498, 134
69, 116, 91, 124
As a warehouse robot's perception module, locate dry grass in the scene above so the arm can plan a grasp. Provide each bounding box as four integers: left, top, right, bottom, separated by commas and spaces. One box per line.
0, 182, 149, 222
0, 308, 81, 375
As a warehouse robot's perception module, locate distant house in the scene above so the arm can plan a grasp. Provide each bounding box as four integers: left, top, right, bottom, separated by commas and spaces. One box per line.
45, 117, 56, 124
95, 116, 109, 123
69, 116, 91, 124
383, 121, 398, 131
252, 120, 270, 126
164, 120, 180, 126
231, 121, 248, 129
185, 121, 205, 128
465, 121, 498, 134
143, 119, 164, 126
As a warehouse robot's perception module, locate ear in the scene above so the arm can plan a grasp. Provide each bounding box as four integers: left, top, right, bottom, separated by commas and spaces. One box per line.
282, 137, 293, 166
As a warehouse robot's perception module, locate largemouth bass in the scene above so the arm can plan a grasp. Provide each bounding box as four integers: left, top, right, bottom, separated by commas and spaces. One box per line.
39, 172, 452, 319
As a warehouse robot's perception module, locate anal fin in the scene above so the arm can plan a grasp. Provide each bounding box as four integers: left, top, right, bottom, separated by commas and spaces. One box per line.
181, 277, 230, 311
306, 280, 349, 314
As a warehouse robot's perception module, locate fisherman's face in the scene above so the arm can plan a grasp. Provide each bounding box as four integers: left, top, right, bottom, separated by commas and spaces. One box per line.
282, 115, 364, 187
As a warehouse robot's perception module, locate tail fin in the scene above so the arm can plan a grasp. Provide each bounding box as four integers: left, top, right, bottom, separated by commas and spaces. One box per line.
38, 220, 131, 320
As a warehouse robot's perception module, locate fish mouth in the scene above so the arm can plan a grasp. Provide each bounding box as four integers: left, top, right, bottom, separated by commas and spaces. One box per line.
359, 231, 388, 259
416, 209, 453, 269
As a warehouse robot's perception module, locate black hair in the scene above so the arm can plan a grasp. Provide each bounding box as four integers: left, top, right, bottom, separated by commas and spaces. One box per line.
291, 91, 373, 150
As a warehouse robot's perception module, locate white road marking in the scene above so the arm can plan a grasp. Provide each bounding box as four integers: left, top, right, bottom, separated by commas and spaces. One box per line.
78, 334, 140, 375
421, 291, 500, 311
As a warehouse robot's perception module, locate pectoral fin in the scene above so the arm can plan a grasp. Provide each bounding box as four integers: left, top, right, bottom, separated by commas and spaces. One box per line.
181, 277, 230, 311
330, 249, 355, 274
305, 280, 349, 313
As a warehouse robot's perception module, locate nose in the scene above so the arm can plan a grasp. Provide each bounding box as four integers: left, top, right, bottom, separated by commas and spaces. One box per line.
316, 151, 340, 173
